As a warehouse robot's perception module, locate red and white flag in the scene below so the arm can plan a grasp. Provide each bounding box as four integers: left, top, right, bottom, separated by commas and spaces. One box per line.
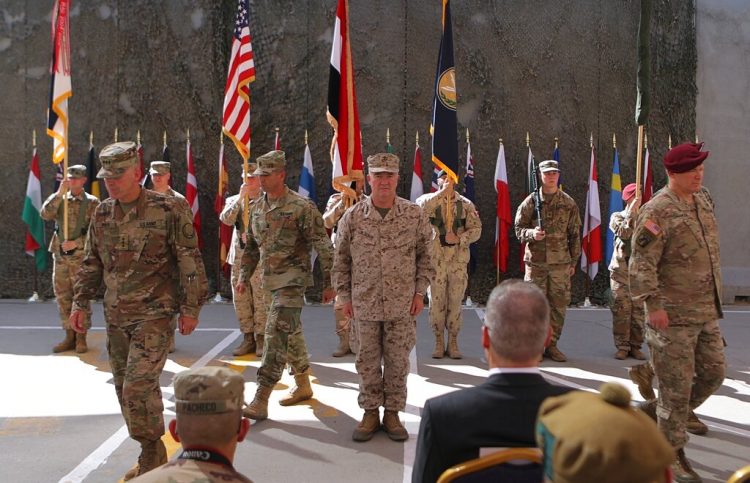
410, 135, 424, 202
47, 0, 72, 165
222, 0, 256, 161
136, 134, 145, 183
214, 140, 232, 277
642, 146, 653, 203
186, 135, 203, 248
493, 142, 511, 272
581, 143, 602, 280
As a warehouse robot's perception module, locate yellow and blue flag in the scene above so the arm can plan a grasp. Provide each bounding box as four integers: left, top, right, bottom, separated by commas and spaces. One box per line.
430, 0, 458, 183
605, 147, 623, 267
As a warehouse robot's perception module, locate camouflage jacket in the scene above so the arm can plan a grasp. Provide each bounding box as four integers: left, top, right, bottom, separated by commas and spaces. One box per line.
416, 190, 482, 265
131, 457, 253, 483
40, 190, 100, 253
333, 196, 434, 321
163, 187, 192, 216
323, 192, 368, 241
630, 186, 722, 322
73, 188, 208, 325
220, 192, 262, 265
239, 187, 333, 291
608, 208, 636, 279
515, 189, 581, 266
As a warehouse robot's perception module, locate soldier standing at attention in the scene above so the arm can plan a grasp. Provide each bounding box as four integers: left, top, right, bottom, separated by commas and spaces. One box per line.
41, 164, 99, 354
416, 170, 481, 359
514, 160, 581, 362
221, 165, 267, 357
333, 153, 434, 442
69, 142, 208, 480
235, 150, 335, 421
630, 142, 724, 483
323, 178, 365, 357
608, 182, 646, 360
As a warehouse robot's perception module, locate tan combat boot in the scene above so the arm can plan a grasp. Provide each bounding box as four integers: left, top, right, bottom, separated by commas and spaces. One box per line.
614, 348, 629, 360
672, 448, 702, 483
352, 409, 380, 442
545, 345, 567, 362
431, 333, 445, 359
332, 330, 352, 357
279, 370, 313, 406
243, 385, 273, 420
687, 410, 708, 435
628, 363, 656, 400
75, 332, 88, 354
255, 334, 264, 357
53, 329, 76, 353
232, 332, 256, 356
629, 347, 647, 360
124, 438, 167, 480
382, 410, 409, 441
447, 334, 462, 359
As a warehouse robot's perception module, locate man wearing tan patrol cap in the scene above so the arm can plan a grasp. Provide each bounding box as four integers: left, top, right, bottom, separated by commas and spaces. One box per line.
131, 367, 253, 483
70, 141, 208, 480
41, 164, 99, 353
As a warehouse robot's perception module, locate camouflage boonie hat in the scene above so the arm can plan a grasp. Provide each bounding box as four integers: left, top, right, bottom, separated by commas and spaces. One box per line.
174, 366, 246, 415
97, 141, 138, 179
539, 160, 559, 173
67, 164, 87, 179
243, 162, 259, 178
367, 153, 400, 173
253, 150, 286, 175
149, 161, 171, 175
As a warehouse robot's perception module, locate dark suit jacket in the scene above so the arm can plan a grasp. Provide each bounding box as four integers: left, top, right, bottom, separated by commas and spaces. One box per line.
411, 372, 573, 483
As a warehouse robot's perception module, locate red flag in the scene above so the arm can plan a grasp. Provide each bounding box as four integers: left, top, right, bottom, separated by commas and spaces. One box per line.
214, 142, 232, 277
222, 0, 256, 160
274, 129, 281, 150
410, 136, 424, 202
186, 136, 202, 248
642, 146, 653, 203
493, 142, 511, 272
136, 136, 145, 183
581, 143, 602, 280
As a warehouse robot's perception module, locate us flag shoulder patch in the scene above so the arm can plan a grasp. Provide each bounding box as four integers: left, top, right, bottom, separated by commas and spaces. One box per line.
644, 219, 661, 236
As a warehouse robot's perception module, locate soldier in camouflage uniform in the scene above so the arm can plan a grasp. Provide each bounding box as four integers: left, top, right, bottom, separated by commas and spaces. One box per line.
514, 160, 581, 362
416, 170, 481, 359
323, 179, 365, 357
40, 164, 99, 354
131, 367, 253, 483
221, 166, 268, 357
608, 182, 646, 360
630, 142, 724, 483
236, 150, 335, 421
333, 153, 434, 442
69, 142, 208, 481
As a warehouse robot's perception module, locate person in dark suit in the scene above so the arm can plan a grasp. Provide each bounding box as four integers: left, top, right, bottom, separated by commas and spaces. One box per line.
412, 279, 574, 483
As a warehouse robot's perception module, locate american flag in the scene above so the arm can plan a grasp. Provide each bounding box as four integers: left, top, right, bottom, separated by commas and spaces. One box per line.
186, 135, 203, 249
222, 0, 256, 160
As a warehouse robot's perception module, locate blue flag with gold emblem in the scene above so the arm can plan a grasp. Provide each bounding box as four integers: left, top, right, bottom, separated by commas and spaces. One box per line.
605, 147, 623, 267
430, 0, 458, 183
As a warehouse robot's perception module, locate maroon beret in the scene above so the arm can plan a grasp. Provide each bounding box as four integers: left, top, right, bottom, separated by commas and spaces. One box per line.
622, 183, 637, 201
663, 142, 709, 173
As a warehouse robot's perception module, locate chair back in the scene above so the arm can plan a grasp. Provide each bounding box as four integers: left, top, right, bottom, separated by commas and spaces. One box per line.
437, 447, 542, 483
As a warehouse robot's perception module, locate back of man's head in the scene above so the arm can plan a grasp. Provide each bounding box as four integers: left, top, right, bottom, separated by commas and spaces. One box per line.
484, 279, 550, 363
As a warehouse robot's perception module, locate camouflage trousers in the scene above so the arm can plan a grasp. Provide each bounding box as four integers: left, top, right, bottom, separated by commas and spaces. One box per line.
428, 258, 468, 336
256, 285, 310, 388
334, 296, 358, 354
354, 317, 416, 411
609, 275, 644, 350
52, 252, 91, 329
524, 263, 570, 343
646, 318, 725, 449
106, 318, 171, 441
230, 263, 267, 335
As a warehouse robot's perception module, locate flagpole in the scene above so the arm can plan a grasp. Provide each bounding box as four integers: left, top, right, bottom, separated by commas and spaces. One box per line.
583, 133, 594, 307
114, 127, 118, 143
635, 125, 644, 202
29, 129, 42, 303
215, 130, 226, 302
62, 124, 69, 243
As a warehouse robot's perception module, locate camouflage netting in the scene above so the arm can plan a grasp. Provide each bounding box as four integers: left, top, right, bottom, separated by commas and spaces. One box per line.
0, 0, 696, 303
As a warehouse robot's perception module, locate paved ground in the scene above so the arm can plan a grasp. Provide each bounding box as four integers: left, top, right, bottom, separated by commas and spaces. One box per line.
0, 299, 748, 483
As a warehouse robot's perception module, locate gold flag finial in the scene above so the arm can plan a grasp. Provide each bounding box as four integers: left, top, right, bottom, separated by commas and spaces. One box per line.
695, 133, 699, 143
114, 127, 118, 143
89, 131, 94, 147
526, 132, 530, 147
415, 130, 419, 145
668, 134, 672, 149
137, 130, 141, 145
466, 128, 470, 143
32, 129, 37, 148
613, 133, 617, 148
499, 137, 503, 145
554, 136, 559, 149
386, 127, 391, 144
187, 128, 190, 143
305, 129, 309, 145
163, 130, 168, 147
590, 133, 594, 148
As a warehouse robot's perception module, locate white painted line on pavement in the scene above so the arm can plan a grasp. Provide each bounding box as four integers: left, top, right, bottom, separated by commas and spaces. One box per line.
58, 329, 242, 483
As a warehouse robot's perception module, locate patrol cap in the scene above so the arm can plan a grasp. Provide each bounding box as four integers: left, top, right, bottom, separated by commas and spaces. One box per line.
536, 383, 674, 483
539, 160, 559, 173
663, 142, 709, 173
253, 150, 286, 175
243, 163, 259, 178
67, 165, 87, 179
622, 183, 637, 201
174, 366, 246, 415
97, 141, 138, 179
367, 153, 400, 173
149, 161, 171, 176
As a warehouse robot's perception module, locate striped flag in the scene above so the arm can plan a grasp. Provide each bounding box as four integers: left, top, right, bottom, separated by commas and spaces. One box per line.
642, 145, 653, 203
493, 141, 511, 272
186, 136, 202, 248
327, 0, 364, 195
581, 142, 602, 280
430, 167, 440, 193
298, 142, 318, 205
47, 0, 72, 165
222, 0, 256, 160
410, 134, 424, 202
22, 148, 48, 272
430, 0, 458, 183
85, 138, 101, 199
605, 145, 623, 267
215, 140, 232, 277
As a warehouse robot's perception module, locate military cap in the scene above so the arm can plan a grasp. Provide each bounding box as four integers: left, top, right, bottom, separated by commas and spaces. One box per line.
97, 141, 138, 179
538, 160, 560, 173
253, 150, 286, 175
149, 161, 171, 175
367, 153, 400, 173
174, 366, 246, 415
622, 183, 637, 201
536, 382, 674, 483
67, 164, 87, 179
663, 142, 709, 173
243, 162, 259, 178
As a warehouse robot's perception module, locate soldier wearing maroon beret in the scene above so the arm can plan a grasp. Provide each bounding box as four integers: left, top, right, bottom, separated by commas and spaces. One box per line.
629, 142, 724, 483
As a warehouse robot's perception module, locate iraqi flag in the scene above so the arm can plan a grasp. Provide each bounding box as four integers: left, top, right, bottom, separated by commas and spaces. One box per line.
22, 148, 48, 272
410, 135, 424, 202
494, 141, 511, 272
581, 142, 602, 280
